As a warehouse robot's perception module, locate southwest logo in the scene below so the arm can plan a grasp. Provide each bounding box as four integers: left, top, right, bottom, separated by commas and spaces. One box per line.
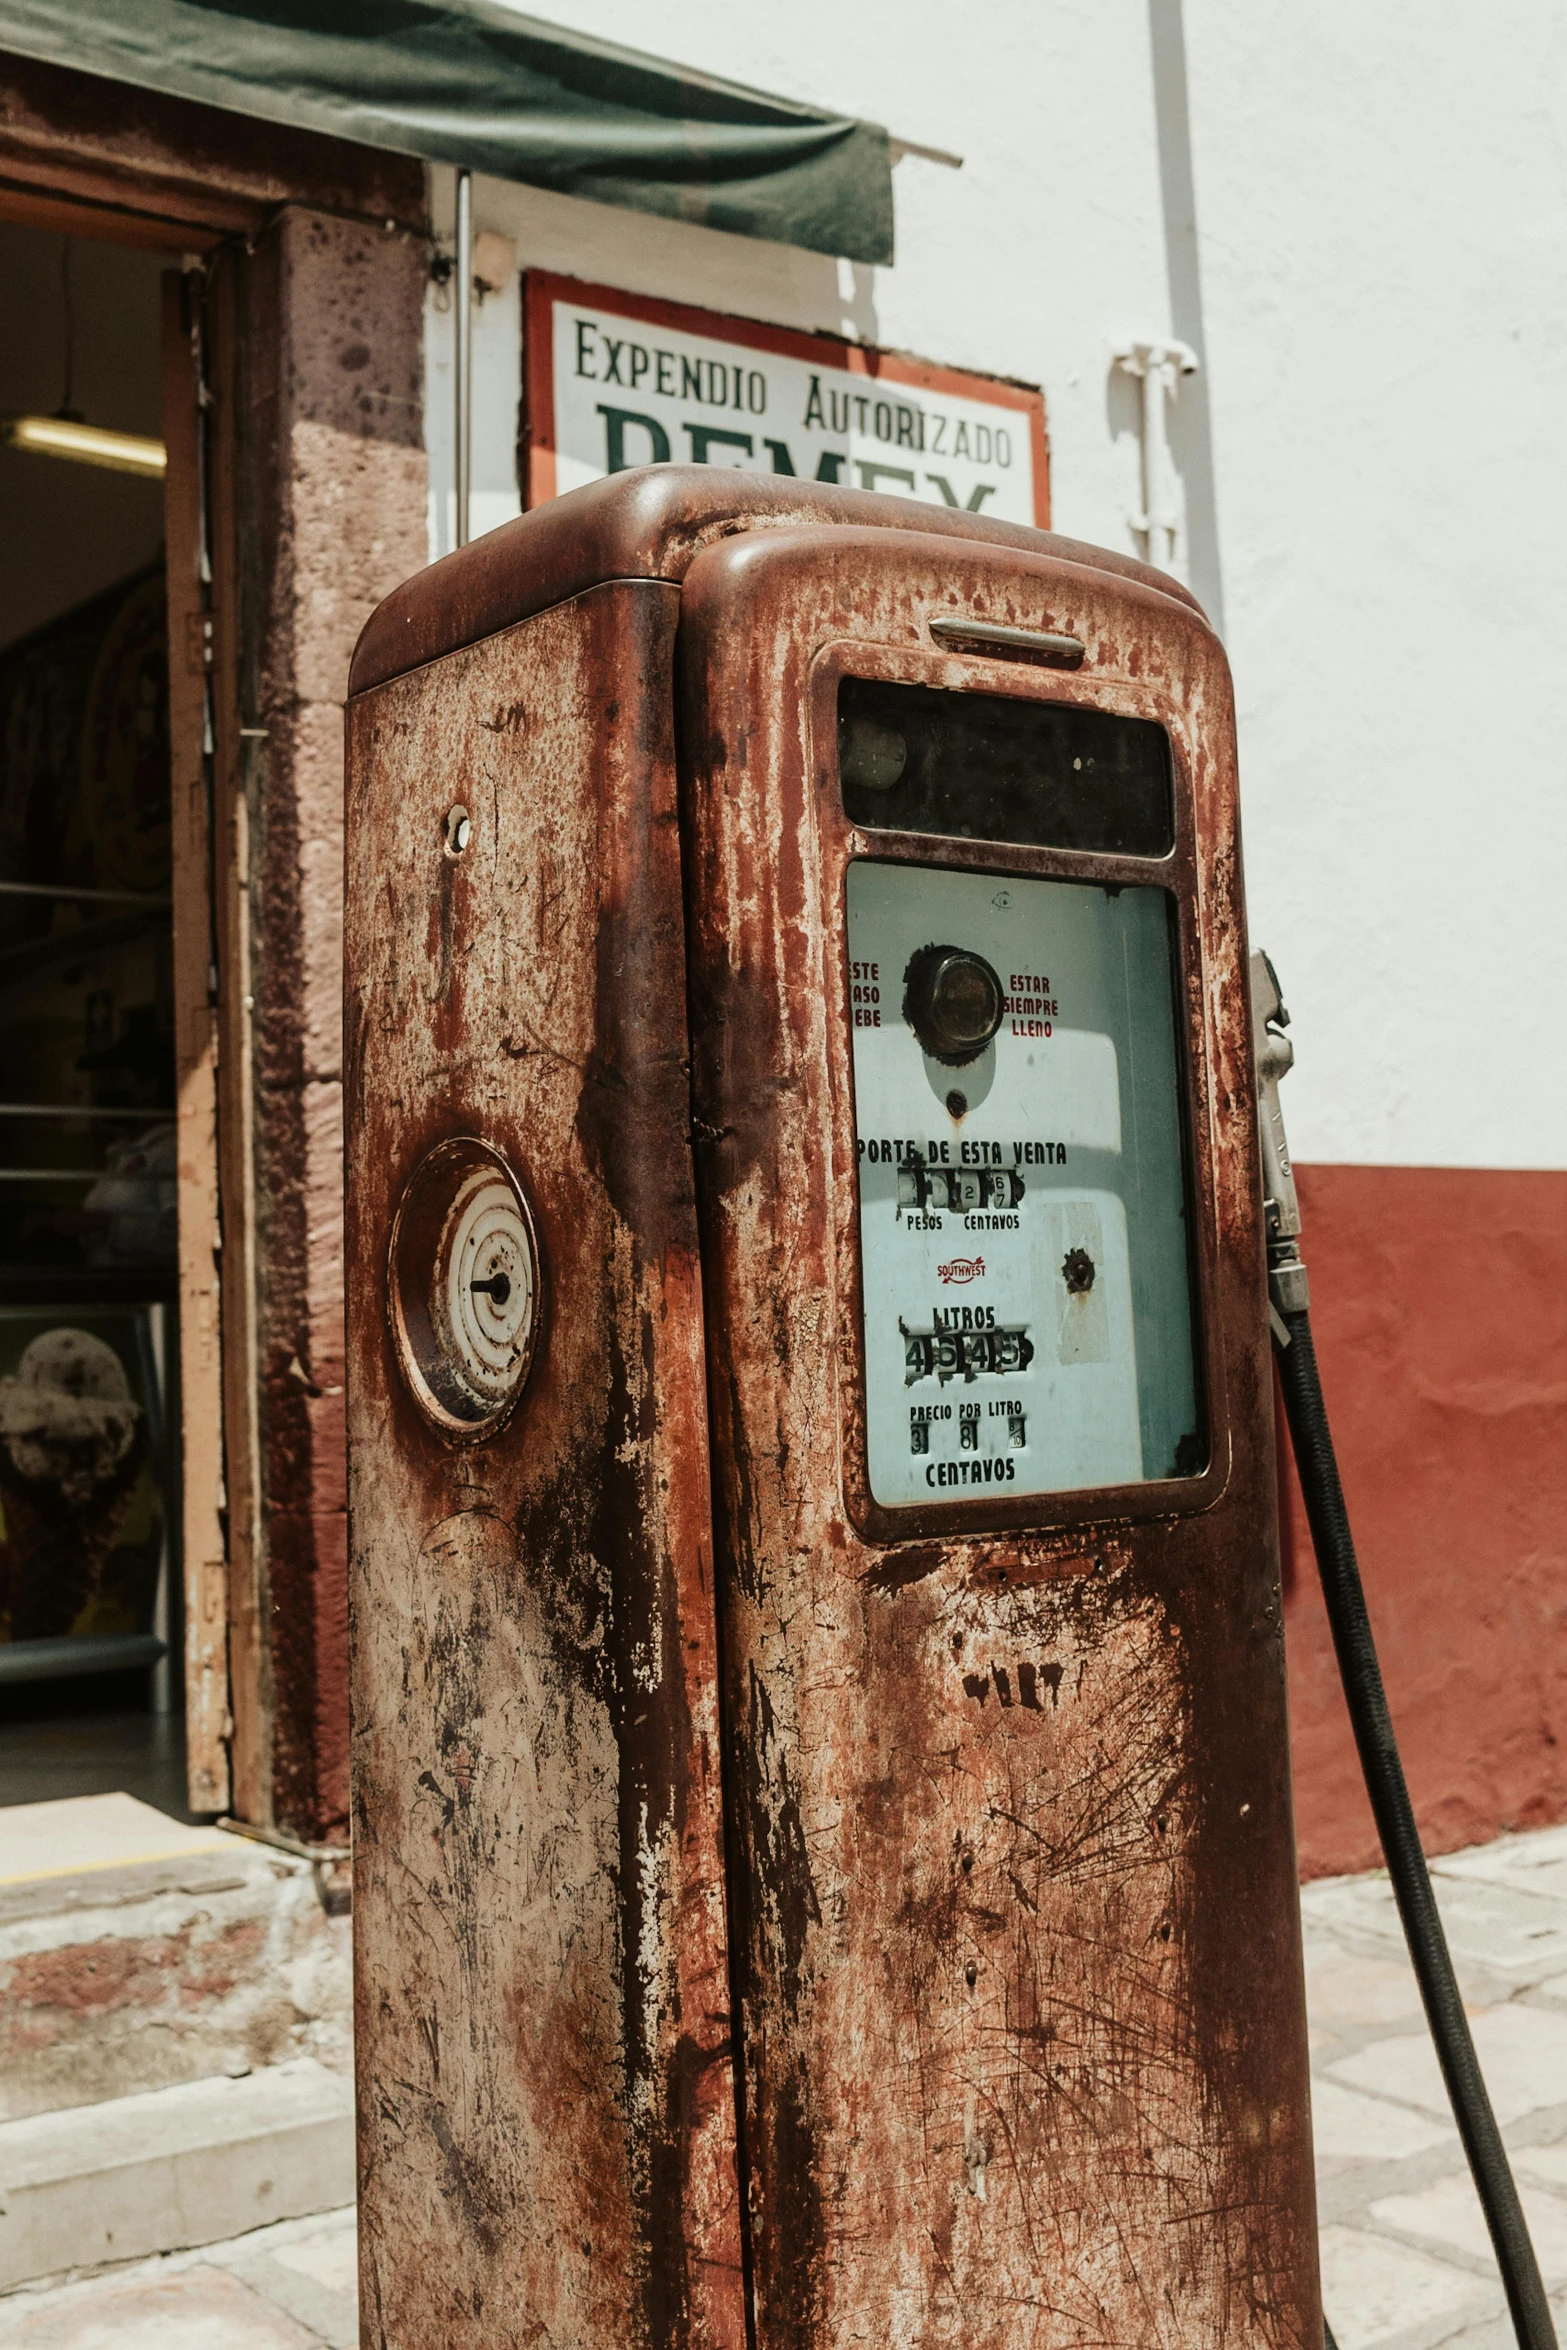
936, 1256, 986, 1285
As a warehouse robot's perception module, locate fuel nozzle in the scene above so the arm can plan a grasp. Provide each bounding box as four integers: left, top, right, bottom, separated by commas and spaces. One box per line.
1249, 949, 1309, 1321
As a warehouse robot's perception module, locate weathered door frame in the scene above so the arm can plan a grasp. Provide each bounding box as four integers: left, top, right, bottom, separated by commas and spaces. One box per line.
0, 52, 426, 1821
160, 260, 258, 1814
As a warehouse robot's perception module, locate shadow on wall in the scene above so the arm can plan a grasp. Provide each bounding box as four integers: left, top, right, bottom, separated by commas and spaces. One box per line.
1145, 0, 1225, 632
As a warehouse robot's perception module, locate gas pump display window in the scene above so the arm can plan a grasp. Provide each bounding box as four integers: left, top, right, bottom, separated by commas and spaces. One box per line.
839, 676, 1173, 857
847, 860, 1202, 1506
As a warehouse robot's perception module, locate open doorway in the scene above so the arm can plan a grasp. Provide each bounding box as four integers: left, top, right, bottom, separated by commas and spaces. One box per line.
0, 221, 190, 1818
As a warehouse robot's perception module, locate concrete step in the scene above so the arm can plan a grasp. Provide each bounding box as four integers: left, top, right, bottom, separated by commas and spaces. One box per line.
0, 2056, 355, 2288
0, 1795, 352, 2120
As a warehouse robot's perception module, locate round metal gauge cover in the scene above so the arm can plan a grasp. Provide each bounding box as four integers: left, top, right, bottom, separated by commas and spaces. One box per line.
388, 1136, 542, 1441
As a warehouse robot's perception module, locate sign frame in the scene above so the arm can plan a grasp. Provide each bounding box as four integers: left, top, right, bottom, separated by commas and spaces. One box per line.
522, 270, 1050, 526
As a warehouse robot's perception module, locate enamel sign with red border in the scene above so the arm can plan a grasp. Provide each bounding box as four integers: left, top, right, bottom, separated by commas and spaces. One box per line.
523, 271, 1049, 528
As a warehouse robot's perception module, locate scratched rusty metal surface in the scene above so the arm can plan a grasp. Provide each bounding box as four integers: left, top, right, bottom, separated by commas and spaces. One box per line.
343, 582, 743, 2349
346, 466, 1201, 701
344, 475, 1318, 2348
678, 526, 1320, 2347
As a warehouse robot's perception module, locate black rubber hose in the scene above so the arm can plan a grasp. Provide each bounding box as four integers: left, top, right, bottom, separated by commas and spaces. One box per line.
1275, 1302, 1557, 2350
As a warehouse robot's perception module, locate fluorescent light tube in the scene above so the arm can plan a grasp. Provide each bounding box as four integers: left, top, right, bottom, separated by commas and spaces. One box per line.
1, 414, 165, 478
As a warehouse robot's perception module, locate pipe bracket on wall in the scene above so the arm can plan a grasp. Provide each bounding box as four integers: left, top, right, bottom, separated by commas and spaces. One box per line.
1113, 335, 1198, 580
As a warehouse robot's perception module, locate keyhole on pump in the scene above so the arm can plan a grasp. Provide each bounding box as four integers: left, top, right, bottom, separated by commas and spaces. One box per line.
389, 1139, 539, 1438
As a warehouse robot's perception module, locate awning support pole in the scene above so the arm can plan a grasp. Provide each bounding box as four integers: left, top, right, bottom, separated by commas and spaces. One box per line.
455, 169, 473, 549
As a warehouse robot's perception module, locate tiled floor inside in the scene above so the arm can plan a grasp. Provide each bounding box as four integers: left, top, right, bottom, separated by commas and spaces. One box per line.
0, 1679, 194, 1823
9, 1821, 1567, 2345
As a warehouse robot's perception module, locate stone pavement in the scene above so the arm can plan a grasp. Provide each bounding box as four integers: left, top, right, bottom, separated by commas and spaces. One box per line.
1308, 1819, 1567, 2349
0, 2204, 356, 2347
9, 1820, 1567, 2346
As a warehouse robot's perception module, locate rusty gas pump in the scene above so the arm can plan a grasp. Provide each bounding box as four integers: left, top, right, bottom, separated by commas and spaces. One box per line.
343, 469, 1321, 2348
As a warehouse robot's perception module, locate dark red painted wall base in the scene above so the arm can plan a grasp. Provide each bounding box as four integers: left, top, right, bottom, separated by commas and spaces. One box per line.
1281, 1165, 1567, 1880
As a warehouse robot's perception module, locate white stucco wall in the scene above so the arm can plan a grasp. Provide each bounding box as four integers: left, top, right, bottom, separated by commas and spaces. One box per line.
433, 1, 1567, 1172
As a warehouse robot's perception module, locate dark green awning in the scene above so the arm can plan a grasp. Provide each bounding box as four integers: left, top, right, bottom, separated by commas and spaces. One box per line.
0, 0, 894, 262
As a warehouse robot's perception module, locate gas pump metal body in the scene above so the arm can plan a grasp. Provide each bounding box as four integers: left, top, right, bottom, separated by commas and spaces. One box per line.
344, 469, 1320, 2349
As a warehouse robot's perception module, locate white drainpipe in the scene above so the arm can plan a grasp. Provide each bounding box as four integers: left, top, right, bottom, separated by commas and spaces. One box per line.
1114, 336, 1199, 577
